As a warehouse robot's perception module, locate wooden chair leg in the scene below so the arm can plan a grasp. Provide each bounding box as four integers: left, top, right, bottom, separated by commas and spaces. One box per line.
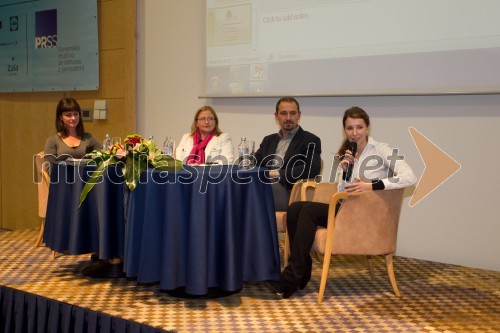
385, 254, 401, 297
318, 250, 332, 304
318, 199, 342, 304
35, 218, 45, 247
367, 255, 375, 280
313, 249, 324, 263
318, 224, 336, 304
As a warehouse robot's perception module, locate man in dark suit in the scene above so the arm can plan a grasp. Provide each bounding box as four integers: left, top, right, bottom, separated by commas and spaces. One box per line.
254, 97, 322, 211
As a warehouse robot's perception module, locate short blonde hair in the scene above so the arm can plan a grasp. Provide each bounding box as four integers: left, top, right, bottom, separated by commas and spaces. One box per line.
190, 105, 223, 136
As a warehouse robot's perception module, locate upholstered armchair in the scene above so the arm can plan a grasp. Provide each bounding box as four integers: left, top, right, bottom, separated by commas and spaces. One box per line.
284, 180, 405, 303
275, 181, 305, 268
34, 152, 50, 247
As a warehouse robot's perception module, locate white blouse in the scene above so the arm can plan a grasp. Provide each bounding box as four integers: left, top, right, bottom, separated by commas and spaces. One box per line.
336, 136, 417, 190
176, 132, 234, 165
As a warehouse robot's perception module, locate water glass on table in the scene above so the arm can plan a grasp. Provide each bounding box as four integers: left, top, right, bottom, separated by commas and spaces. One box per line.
163, 137, 175, 157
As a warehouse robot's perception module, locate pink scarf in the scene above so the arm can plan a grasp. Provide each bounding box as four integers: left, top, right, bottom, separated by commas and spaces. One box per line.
187, 130, 215, 164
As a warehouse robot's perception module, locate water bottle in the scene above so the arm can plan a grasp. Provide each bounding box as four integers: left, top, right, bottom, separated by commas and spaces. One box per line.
162, 136, 175, 157
238, 137, 250, 170
103, 134, 112, 151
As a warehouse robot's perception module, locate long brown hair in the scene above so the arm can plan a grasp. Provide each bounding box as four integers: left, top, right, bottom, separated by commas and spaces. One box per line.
189, 105, 223, 136
337, 106, 370, 155
55, 97, 85, 138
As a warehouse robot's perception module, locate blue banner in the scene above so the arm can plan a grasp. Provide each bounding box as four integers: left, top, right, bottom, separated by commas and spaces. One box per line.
0, 0, 98, 92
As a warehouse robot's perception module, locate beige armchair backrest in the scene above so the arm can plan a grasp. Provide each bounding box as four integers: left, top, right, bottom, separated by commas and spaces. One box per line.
300, 180, 338, 204
34, 152, 56, 252
313, 187, 404, 256
34, 152, 50, 218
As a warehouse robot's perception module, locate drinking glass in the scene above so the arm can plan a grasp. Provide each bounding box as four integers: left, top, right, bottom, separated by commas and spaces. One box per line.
163, 137, 175, 157
247, 141, 255, 155
247, 141, 255, 167
112, 137, 122, 146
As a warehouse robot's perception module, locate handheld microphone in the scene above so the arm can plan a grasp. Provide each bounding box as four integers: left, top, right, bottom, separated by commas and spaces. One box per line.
342, 141, 357, 182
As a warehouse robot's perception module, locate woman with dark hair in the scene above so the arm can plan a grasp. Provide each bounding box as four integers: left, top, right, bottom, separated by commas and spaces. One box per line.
44, 97, 120, 277
176, 105, 234, 164
271, 106, 417, 298
44, 97, 101, 164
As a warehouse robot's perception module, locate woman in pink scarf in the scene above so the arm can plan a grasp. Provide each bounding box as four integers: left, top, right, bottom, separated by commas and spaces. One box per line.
176, 106, 234, 165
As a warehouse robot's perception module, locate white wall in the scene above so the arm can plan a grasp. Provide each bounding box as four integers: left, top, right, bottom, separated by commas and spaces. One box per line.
137, 1, 500, 271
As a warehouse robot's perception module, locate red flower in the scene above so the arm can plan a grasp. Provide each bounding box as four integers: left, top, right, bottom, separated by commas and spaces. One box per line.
124, 134, 142, 146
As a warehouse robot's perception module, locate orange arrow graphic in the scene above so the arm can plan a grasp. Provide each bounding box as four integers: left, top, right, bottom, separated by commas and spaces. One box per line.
409, 127, 461, 207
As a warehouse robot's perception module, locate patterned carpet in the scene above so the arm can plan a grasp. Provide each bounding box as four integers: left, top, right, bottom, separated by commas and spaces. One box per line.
0, 229, 498, 332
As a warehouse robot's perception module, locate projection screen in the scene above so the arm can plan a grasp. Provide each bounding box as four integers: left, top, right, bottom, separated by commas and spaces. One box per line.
204, 0, 500, 97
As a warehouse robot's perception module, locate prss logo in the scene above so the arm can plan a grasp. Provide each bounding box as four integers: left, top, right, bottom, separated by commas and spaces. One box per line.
35, 9, 57, 48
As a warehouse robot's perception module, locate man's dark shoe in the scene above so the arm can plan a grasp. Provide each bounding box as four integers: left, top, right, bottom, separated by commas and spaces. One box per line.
280, 277, 299, 299
82, 260, 125, 279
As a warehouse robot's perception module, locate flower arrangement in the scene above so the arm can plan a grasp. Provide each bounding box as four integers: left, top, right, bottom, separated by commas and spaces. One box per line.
79, 134, 182, 207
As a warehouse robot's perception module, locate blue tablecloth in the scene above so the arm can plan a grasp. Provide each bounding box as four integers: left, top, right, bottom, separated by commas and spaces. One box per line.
124, 165, 281, 294
44, 162, 126, 259
44, 163, 281, 294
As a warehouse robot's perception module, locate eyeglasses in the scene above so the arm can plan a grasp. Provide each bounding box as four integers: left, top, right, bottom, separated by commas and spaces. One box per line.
197, 117, 215, 122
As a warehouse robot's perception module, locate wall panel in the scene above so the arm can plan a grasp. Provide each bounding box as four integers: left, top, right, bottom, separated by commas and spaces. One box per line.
0, 0, 136, 230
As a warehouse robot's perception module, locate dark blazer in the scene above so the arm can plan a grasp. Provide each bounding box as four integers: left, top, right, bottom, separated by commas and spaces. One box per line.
255, 126, 322, 190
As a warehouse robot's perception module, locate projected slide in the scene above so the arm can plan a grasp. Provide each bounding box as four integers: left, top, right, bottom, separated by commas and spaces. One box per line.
205, 0, 500, 97
207, 4, 252, 47
0, 0, 98, 92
